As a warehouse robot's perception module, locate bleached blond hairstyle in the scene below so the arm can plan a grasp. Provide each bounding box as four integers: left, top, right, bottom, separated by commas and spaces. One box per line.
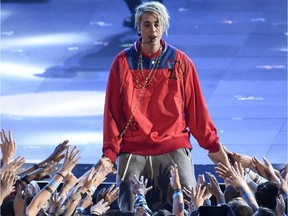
135, 1, 170, 35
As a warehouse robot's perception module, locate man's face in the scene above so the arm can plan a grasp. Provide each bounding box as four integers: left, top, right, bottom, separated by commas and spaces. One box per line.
138, 12, 164, 45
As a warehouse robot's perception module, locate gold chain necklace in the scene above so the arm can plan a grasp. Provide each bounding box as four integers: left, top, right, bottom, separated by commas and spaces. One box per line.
118, 46, 163, 138
135, 46, 163, 88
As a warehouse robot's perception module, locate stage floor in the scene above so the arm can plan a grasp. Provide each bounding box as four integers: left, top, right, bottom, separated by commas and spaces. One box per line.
1, 0, 287, 176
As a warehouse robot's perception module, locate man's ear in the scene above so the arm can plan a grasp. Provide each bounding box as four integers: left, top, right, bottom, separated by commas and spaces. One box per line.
137, 26, 141, 36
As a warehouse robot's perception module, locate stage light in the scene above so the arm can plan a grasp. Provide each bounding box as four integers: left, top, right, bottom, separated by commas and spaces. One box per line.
1, 62, 44, 78
1, 91, 105, 117
2, 33, 91, 49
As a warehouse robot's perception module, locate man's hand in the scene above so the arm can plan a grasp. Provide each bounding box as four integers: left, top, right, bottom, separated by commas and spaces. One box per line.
208, 143, 231, 169
94, 157, 116, 174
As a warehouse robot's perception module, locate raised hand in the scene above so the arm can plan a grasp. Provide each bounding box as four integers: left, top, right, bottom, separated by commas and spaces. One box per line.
276, 194, 286, 216
230, 152, 253, 169
279, 177, 288, 194
92, 168, 109, 189
190, 184, 206, 209
58, 172, 78, 198
261, 157, 279, 182
48, 191, 65, 215
169, 164, 181, 190
130, 175, 153, 196
0, 156, 25, 174
183, 187, 194, 213
280, 163, 288, 180
0, 168, 15, 205
43, 140, 70, 165
196, 174, 211, 201
26, 146, 80, 216
215, 162, 233, 180
96, 184, 119, 206
224, 161, 259, 212
79, 166, 108, 197
63, 184, 82, 209
11, 156, 25, 173
170, 164, 186, 216
225, 161, 246, 189
0, 129, 17, 166
23, 161, 58, 184
13, 184, 28, 216
58, 146, 81, 177
90, 199, 110, 215
205, 172, 225, 205
78, 195, 93, 210
251, 157, 279, 182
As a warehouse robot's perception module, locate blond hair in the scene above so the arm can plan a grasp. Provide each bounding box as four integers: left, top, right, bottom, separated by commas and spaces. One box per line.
135, 1, 170, 35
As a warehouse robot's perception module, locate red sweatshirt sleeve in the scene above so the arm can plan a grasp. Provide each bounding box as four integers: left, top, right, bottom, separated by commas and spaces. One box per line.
181, 52, 220, 153
102, 53, 124, 163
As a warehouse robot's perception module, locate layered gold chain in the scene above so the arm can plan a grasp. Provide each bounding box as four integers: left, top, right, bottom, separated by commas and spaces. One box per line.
118, 46, 163, 138
135, 46, 163, 88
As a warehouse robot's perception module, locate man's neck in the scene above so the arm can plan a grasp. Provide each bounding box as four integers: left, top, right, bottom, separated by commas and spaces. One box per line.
141, 43, 161, 56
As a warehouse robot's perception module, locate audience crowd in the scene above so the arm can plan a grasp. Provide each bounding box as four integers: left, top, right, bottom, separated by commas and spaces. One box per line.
0, 129, 287, 216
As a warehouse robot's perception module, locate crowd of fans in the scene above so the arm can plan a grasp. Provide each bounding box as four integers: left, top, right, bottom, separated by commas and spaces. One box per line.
0, 129, 287, 216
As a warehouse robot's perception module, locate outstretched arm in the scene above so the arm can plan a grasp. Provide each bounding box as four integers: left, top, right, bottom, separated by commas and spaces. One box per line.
206, 172, 225, 205
170, 164, 185, 216
17, 140, 70, 176
131, 175, 153, 215
26, 146, 80, 216
225, 162, 259, 212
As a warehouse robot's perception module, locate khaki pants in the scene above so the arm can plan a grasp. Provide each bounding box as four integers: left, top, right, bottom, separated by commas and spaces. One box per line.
116, 148, 196, 213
